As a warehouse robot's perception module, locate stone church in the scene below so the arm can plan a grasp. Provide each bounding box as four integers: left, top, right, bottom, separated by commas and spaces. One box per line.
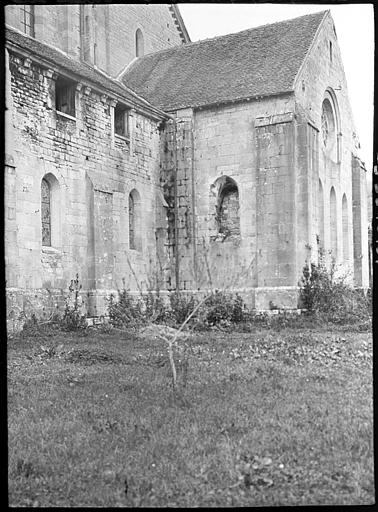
4, 4, 369, 329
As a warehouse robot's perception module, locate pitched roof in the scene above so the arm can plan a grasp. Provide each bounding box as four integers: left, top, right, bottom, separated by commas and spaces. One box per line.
122, 11, 328, 111
5, 26, 167, 119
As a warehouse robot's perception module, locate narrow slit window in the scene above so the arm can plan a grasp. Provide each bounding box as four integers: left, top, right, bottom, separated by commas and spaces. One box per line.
129, 193, 135, 250
41, 178, 51, 246
329, 41, 333, 62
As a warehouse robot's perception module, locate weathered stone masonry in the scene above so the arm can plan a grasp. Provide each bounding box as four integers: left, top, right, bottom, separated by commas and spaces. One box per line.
155, 12, 369, 310
5, 47, 167, 330
5, 7, 370, 331
159, 98, 307, 309
5, 4, 187, 76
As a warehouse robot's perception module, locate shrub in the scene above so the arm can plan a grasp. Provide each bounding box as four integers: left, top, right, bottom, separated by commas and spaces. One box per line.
198, 290, 247, 327
299, 250, 371, 325
169, 292, 197, 325
60, 274, 87, 331
144, 290, 168, 324
108, 288, 145, 328
19, 312, 62, 339
231, 293, 246, 323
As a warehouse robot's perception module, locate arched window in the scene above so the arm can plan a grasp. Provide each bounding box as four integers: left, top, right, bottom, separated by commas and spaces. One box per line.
321, 89, 341, 162
330, 187, 337, 259
209, 176, 240, 241
135, 29, 144, 58
321, 99, 336, 150
41, 173, 60, 248
342, 194, 349, 262
217, 180, 240, 237
129, 189, 141, 251
41, 178, 51, 246
318, 179, 324, 249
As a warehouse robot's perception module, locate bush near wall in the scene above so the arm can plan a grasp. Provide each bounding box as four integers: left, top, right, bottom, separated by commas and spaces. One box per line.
299, 253, 371, 326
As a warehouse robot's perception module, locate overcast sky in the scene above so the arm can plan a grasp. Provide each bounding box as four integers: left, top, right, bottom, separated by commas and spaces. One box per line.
178, 3, 374, 173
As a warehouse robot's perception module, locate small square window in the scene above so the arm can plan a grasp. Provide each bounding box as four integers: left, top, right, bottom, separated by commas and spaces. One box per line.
114, 104, 129, 138
55, 77, 76, 117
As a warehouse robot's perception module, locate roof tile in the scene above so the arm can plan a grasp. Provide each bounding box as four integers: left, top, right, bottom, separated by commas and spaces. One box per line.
122, 11, 327, 111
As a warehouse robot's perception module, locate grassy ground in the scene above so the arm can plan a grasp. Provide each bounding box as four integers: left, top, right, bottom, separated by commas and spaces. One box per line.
8, 324, 374, 507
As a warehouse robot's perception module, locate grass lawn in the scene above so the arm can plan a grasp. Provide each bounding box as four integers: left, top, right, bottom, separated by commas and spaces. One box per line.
8, 324, 374, 507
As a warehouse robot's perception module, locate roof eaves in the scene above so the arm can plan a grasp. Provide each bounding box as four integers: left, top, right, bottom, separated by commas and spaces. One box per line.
164, 90, 295, 113
5, 26, 169, 121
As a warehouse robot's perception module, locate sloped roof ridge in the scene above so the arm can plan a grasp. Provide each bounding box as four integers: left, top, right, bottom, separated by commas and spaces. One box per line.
130, 9, 329, 62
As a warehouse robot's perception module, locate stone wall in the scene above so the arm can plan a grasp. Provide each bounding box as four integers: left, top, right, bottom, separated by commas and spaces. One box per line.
352, 154, 369, 286
5, 5, 81, 60
5, 4, 185, 77
294, 12, 369, 286
160, 97, 303, 309
107, 4, 186, 76
158, 13, 369, 307
5, 48, 165, 329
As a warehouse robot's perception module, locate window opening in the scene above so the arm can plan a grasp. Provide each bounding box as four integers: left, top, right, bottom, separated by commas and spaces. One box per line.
129, 193, 135, 250
20, 5, 35, 37
41, 178, 51, 246
114, 104, 129, 138
321, 98, 336, 153
55, 77, 76, 117
216, 178, 240, 239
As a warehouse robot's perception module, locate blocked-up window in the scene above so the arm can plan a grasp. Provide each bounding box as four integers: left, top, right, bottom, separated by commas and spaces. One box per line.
55, 77, 76, 117
330, 187, 337, 259
129, 189, 141, 251
135, 29, 144, 57
114, 104, 129, 138
41, 178, 51, 246
20, 5, 34, 37
342, 194, 349, 262
215, 177, 240, 239
318, 178, 325, 248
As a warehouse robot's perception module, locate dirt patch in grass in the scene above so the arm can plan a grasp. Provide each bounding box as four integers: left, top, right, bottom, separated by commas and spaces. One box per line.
7, 327, 374, 507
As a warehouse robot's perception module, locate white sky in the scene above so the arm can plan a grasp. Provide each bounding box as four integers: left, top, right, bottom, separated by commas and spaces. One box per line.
178, 3, 374, 173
